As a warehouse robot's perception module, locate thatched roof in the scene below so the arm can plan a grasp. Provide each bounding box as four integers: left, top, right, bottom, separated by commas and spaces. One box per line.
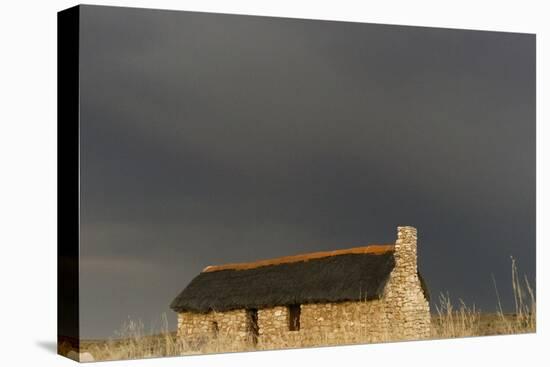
202, 244, 395, 272
170, 245, 429, 313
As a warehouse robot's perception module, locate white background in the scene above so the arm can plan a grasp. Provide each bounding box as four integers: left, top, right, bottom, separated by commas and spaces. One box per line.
0, 0, 547, 365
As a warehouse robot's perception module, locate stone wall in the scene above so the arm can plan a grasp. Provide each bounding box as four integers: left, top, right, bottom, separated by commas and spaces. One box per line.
257, 306, 293, 347
178, 295, 429, 352
179, 301, 394, 352
177, 309, 253, 351
299, 301, 391, 345
284, 300, 392, 348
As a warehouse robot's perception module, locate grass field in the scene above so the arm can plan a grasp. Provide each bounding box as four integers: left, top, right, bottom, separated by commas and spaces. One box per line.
61, 258, 535, 362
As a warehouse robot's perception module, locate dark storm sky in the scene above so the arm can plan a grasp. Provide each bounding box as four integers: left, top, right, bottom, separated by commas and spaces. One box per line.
78, 5, 535, 339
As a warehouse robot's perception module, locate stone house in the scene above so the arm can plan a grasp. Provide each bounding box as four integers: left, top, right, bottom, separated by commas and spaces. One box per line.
170, 226, 431, 350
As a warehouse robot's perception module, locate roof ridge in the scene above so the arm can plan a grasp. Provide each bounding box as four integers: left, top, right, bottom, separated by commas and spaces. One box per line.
202, 244, 395, 273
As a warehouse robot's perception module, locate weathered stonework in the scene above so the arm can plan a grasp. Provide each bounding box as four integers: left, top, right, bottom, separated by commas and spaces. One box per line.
383, 226, 431, 340
257, 306, 291, 346
177, 309, 254, 351
175, 226, 431, 352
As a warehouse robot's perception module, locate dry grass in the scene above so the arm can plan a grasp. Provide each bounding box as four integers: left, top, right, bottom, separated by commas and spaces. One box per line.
431, 293, 482, 338
497, 257, 536, 334
73, 259, 535, 362
431, 257, 535, 338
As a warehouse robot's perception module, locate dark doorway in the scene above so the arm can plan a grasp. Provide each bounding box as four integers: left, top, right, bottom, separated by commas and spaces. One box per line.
246, 309, 259, 345
211, 321, 219, 338
288, 304, 301, 331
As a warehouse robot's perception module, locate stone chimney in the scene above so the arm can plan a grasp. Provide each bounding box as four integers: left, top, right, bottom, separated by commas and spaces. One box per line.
394, 226, 418, 274
386, 225, 431, 339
